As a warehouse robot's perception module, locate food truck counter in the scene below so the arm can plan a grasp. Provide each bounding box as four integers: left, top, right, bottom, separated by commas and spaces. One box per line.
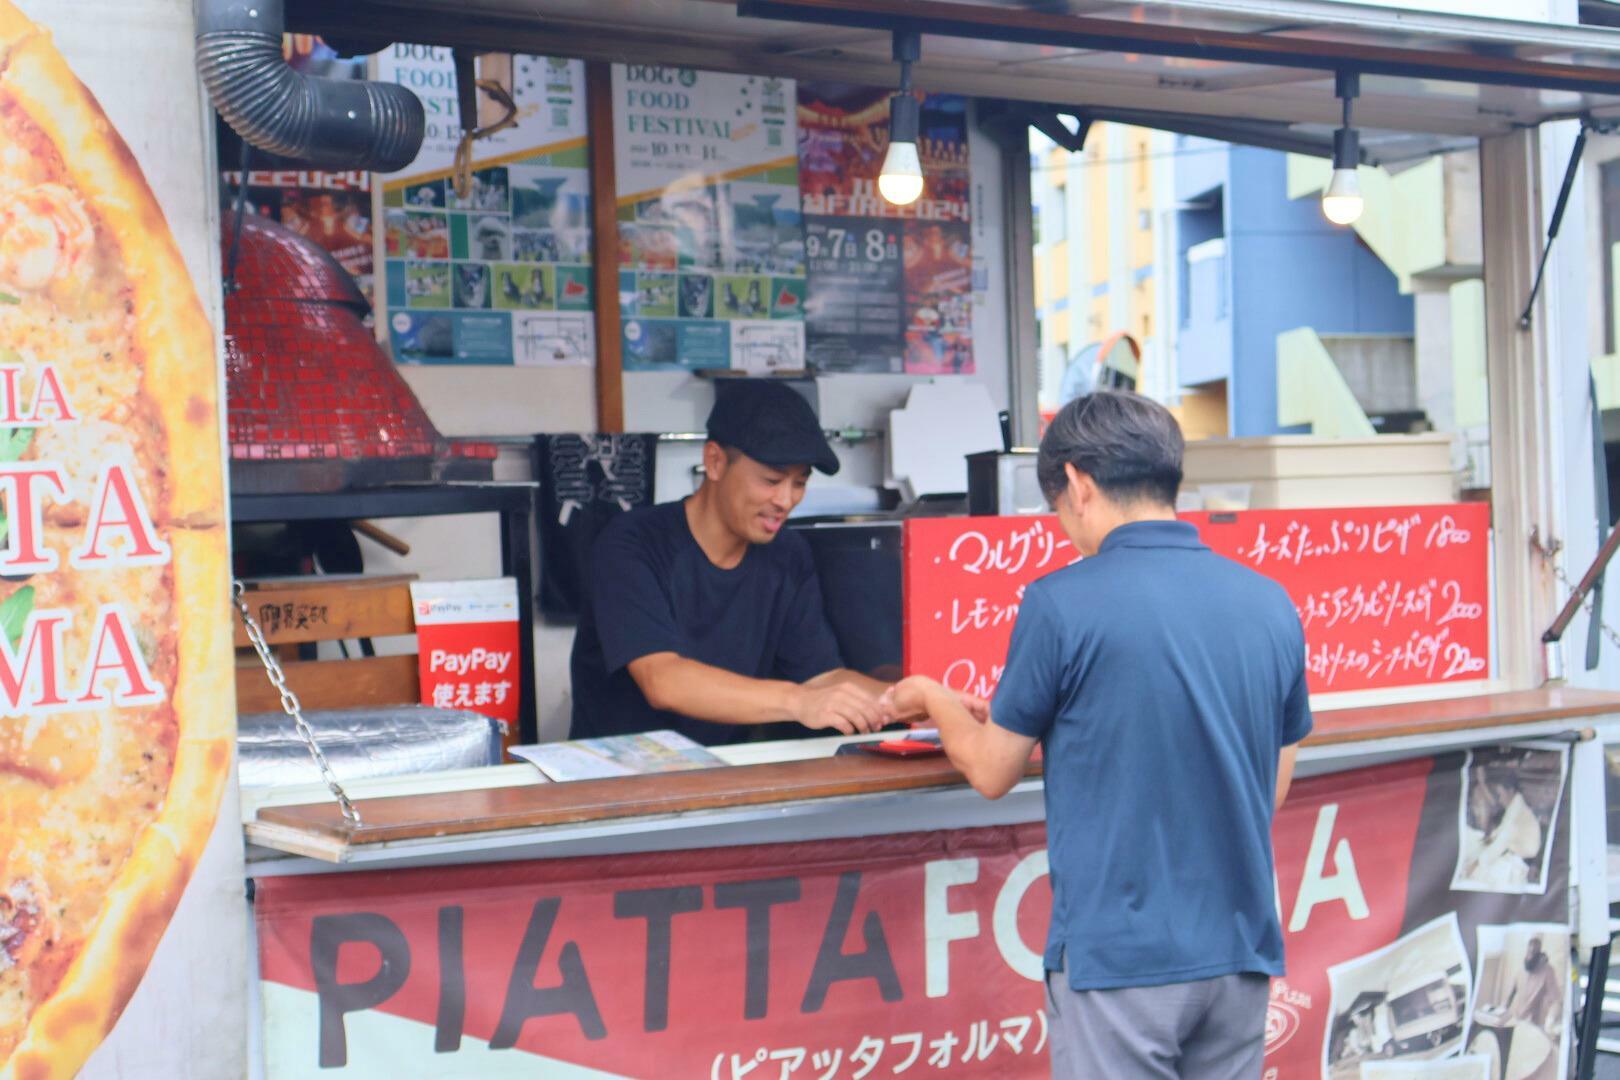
244, 687, 1620, 875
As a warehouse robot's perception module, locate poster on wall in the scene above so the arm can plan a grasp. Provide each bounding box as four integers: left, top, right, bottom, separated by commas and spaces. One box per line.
378, 47, 596, 367
0, 1, 236, 1074
218, 39, 376, 311
255, 749, 1574, 1078
221, 168, 375, 308
797, 86, 972, 374
613, 65, 807, 373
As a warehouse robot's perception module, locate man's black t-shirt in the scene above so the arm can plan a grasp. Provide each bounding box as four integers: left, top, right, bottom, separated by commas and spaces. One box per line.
569, 500, 844, 746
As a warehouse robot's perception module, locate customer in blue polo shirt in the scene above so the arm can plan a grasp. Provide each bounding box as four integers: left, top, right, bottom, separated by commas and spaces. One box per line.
887, 390, 1310, 1079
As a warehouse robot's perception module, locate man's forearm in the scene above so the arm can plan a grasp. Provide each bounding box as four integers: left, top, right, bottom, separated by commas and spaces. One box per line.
923, 682, 1028, 797
809, 668, 891, 697
632, 654, 802, 725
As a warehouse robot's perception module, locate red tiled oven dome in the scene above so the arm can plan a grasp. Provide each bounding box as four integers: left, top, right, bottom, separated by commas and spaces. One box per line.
222, 212, 450, 492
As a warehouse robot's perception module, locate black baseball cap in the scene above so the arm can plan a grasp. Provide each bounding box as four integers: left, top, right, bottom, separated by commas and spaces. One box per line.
706, 381, 840, 476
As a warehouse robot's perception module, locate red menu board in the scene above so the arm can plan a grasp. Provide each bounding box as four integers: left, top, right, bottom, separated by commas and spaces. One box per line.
903, 503, 1492, 698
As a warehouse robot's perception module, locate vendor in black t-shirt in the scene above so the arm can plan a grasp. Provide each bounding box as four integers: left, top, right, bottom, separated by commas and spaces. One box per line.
569, 382, 894, 746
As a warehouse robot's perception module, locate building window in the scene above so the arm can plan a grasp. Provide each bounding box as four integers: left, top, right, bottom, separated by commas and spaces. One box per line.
1048, 184, 1068, 243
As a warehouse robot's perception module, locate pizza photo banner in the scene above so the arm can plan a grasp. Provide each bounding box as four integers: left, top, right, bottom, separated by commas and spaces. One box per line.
797, 86, 972, 375
613, 64, 807, 374
0, 1, 236, 1075
254, 748, 1573, 1078
378, 47, 596, 368
903, 503, 1492, 700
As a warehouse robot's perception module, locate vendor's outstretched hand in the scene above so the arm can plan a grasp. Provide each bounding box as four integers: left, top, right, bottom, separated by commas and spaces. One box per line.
794, 681, 886, 735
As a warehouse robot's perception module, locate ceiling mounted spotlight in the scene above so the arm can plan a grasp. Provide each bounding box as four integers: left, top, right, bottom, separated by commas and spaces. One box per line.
1321, 70, 1364, 226
879, 29, 924, 207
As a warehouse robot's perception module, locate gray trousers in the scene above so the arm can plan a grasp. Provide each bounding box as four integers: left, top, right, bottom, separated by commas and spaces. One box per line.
1044, 967, 1270, 1079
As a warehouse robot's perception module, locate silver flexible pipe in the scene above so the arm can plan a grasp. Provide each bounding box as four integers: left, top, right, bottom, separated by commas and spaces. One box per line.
196, 0, 424, 173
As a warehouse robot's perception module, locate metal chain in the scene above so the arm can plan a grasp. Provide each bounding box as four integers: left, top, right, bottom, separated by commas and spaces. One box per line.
1546, 557, 1620, 656
232, 581, 362, 825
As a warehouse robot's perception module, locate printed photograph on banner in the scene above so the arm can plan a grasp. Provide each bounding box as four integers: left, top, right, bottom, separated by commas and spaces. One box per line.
904, 220, 974, 374
679, 274, 715, 318
513, 312, 596, 367
1452, 747, 1569, 895
388, 208, 450, 259
449, 165, 509, 213
406, 261, 451, 308
460, 214, 512, 262
379, 47, 592, 366
720, 180, 806, 276
1462, 925, 1570, 1080
454, 264, 492, 309
1322, 913, 1473, 1080
1358, 1058, 1493, 1078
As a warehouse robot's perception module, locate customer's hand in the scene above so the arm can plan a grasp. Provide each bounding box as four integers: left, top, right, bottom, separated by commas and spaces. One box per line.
794, 682, 886, 735
885, 678, 989, 724
956, 692, 991, 724
881, 675, 943, 722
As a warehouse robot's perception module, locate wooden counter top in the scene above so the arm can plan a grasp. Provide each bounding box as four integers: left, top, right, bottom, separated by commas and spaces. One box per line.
251, 687, 1620, 853
1307, 687, 1620, 743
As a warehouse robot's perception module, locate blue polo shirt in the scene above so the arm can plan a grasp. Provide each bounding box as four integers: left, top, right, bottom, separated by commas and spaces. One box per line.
992, 519, 1311, 991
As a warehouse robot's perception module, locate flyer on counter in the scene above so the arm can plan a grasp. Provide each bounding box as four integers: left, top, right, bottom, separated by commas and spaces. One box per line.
512, 731, 723, 781
797, 85, 973, 374
378, 48, 596, 367
613, 64, 807, 373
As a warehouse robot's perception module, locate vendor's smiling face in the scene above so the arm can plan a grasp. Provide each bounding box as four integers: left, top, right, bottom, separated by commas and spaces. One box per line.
706, 444, 810, 544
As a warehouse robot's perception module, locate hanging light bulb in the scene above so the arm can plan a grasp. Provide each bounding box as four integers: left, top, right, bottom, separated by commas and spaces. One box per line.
879, 30, 924, 207
880, 93, 924, 206
1322, 164, 1363, 226
1321, 71, 1364, 227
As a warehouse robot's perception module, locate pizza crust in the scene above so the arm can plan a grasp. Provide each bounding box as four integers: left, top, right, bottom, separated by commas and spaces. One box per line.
0, 10, 231, 1080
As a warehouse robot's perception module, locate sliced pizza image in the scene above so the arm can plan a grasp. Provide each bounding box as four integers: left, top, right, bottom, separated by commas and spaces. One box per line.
0, 4, 233, 1077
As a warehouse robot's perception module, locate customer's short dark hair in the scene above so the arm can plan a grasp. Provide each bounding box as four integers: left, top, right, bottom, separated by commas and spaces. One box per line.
1037, 391, 1184, 508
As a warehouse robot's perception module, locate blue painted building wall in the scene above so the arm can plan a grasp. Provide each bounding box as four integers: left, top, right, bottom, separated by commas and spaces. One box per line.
1175, 140, 1414, 435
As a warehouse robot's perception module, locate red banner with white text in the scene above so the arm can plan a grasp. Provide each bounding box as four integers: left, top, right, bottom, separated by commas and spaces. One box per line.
255, 747, 1571, 1078
903, 503, 1491, 700
409, 578, 520, 730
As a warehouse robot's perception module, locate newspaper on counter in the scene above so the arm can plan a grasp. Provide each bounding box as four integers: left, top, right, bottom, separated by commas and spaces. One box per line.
510, 730, 723, 781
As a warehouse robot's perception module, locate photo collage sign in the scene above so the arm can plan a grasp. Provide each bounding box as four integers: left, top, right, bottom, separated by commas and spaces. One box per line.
378, 48, 596, 367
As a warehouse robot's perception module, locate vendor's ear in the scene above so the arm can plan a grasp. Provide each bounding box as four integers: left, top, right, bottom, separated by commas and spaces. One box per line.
702, 440, 730, 482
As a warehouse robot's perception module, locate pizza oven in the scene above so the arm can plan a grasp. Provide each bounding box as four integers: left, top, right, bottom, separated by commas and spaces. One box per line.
220, 211, 492, 493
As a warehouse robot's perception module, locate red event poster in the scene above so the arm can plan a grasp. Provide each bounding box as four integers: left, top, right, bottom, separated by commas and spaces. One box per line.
255, 748, 1573, 1077
410, 578, 521, 730
797, 86, 972, 375
903, 503, 1492, 699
